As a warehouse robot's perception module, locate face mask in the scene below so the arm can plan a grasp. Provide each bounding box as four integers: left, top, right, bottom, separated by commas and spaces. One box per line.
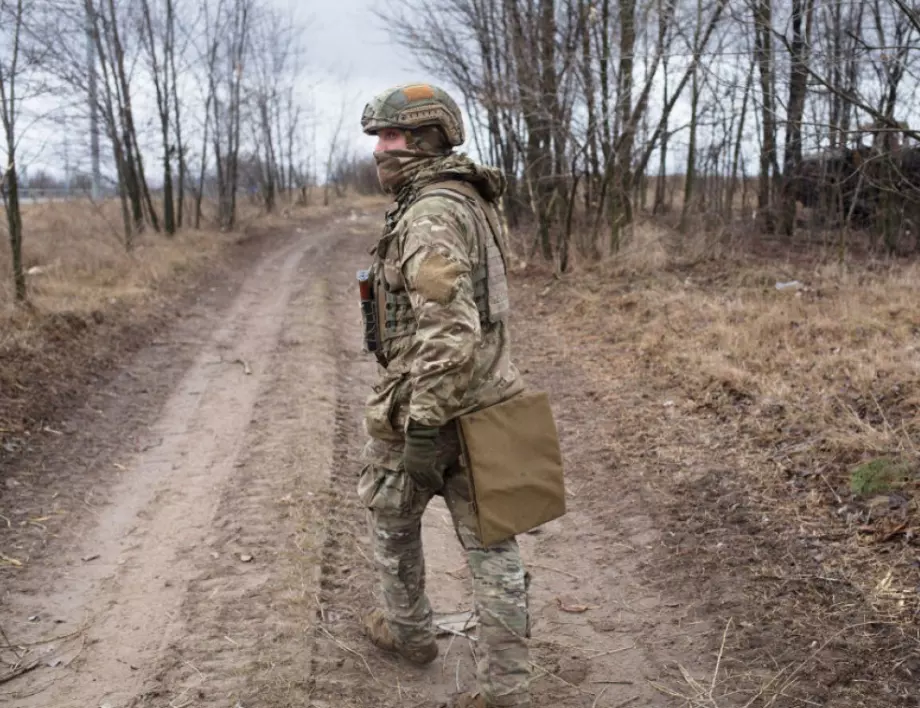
374, 150, 431, 194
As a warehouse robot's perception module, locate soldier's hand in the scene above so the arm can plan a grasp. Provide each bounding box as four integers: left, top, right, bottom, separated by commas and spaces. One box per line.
403, 421, 444, 491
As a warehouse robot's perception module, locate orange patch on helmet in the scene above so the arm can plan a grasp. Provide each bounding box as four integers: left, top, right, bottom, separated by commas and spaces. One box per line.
402, 84, 435, 101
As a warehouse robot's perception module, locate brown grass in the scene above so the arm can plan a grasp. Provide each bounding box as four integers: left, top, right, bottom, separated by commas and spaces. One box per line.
521, 219, 920, 705
0, 193, 383, 440
1, 200, 219, 318
0, 193, 389, 329
580, 221, 918, 468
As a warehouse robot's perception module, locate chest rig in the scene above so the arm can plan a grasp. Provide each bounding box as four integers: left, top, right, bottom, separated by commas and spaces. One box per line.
368, 179, 510, 368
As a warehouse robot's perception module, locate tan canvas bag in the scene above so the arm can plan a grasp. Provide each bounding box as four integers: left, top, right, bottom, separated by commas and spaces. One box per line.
458, 391, 566, 546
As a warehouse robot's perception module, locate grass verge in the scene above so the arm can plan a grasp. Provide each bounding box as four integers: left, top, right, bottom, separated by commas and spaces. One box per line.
0, 195, 375, 450
516, 219, 920, 705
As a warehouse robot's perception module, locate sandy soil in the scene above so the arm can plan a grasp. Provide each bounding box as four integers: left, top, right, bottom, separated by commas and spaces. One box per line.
1, 209, 736, 708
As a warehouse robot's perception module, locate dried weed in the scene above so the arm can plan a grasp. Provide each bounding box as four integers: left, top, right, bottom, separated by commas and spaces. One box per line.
518, 223, 920, 705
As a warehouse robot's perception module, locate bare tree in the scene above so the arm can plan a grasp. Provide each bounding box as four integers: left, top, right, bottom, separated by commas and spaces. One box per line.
207, 0, 252, 230
777, 0, 816, 237
246, 7, 304, 212
371, 0, 920, 263
0, 0, 47, 301
323, 98, 348, 206
139, 0, 179, 234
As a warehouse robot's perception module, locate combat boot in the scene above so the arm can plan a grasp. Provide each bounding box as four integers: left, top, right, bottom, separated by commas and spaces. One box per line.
362, 609, 438, 665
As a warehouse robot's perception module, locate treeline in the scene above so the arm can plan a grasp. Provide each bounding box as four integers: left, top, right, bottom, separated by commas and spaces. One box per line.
379, 0, 920, 267
1, 0, 316, 301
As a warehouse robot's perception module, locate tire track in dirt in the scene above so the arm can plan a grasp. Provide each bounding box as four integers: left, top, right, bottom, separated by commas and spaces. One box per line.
3, 208, 722, 708
299, 216, 713, 708
304, 227, 413, 708
509, 275, 729, 707
0, 231, 287, 573
1, 229, 335, 708
305, 224, 478, 708
137, 228, 344, 708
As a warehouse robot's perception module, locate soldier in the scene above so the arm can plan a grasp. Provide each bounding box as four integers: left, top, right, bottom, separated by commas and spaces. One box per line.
356, 83, 532, 708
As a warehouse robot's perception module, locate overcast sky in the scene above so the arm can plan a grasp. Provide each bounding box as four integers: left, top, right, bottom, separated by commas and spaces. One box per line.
298, 0, 462, 162
9, 0, 920, 187
6, 0, 462, 184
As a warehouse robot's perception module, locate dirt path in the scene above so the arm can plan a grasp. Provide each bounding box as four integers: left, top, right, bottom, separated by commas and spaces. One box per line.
1, 210, 711, 708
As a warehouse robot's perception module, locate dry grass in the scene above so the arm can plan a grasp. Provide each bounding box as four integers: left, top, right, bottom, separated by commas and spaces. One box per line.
0, 193, 387, 333
0, 194, 375, 441
550, 219, 919, 474
1, 200, 220, 321
521, 218, 920, 705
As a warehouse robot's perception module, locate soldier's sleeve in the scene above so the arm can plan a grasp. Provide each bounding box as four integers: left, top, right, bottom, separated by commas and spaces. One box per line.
399, 200, 480, 428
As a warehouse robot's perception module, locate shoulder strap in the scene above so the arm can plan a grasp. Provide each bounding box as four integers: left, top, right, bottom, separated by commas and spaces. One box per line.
414, 180, 509, 271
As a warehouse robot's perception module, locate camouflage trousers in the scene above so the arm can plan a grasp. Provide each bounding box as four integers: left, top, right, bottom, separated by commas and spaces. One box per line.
359, 450, 531, 707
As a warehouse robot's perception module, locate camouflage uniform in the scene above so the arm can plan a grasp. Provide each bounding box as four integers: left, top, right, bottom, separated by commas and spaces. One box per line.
357, 84, 531, 708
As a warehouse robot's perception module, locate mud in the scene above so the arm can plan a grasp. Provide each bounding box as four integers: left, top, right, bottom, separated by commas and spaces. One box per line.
1, 211, 716, 708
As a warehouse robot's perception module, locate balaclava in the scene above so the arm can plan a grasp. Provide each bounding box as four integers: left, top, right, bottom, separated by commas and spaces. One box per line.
374, 126, 452, 195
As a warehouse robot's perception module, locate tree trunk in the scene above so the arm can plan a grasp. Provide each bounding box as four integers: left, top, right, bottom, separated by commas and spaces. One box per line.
580, 0, 599, 216
3, 162, 25, 301
779, 0, 816, 238
505, 0, 555, 261
680, 64, 700, 231
195, 90, 213, 230
754, 0, 777, 232
169, 0, 185, 228
653, 50, 670, 215
608, 0, 636, 253
0, 0, 26, 301
728, 58, 755, 220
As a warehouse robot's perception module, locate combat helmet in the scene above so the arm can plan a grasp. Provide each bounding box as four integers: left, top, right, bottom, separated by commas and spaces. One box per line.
361, 83, 465, 147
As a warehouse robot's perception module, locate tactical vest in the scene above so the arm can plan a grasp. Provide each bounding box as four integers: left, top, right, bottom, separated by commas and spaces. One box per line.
372, 179, 510, 367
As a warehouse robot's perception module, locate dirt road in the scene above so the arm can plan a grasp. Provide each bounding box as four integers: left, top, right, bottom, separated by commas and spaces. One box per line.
1, 212, 711, 707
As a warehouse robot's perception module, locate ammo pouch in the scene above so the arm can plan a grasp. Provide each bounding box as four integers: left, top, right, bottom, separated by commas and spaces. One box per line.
458, 391, 566, 546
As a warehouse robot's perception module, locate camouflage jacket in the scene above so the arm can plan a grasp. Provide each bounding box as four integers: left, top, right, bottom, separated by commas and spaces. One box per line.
362, 154, 524, 470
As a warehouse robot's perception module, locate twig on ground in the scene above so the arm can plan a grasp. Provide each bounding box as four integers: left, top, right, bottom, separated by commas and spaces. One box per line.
818, 472, 842, 505
591, 685, 609, 708
0, 623, 87, 651
530, 661, 596, 697
0, 675, 57, 700
529, 562, 581, 581
446, 563, 468, 580
438, 625, 478, 641
589, 643, 636, 659
0, 625, 22, 661
710, 619, 732, 699
318, 626, 378, 683
611, 697, 639, 708
591, 680, 634, 685
314, 592, 326, 623
167, 681, 194, 708
183, 660, 204, 680
757, 573, 850, 585
442, 632, 457, 673
0, 656, 42, 685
